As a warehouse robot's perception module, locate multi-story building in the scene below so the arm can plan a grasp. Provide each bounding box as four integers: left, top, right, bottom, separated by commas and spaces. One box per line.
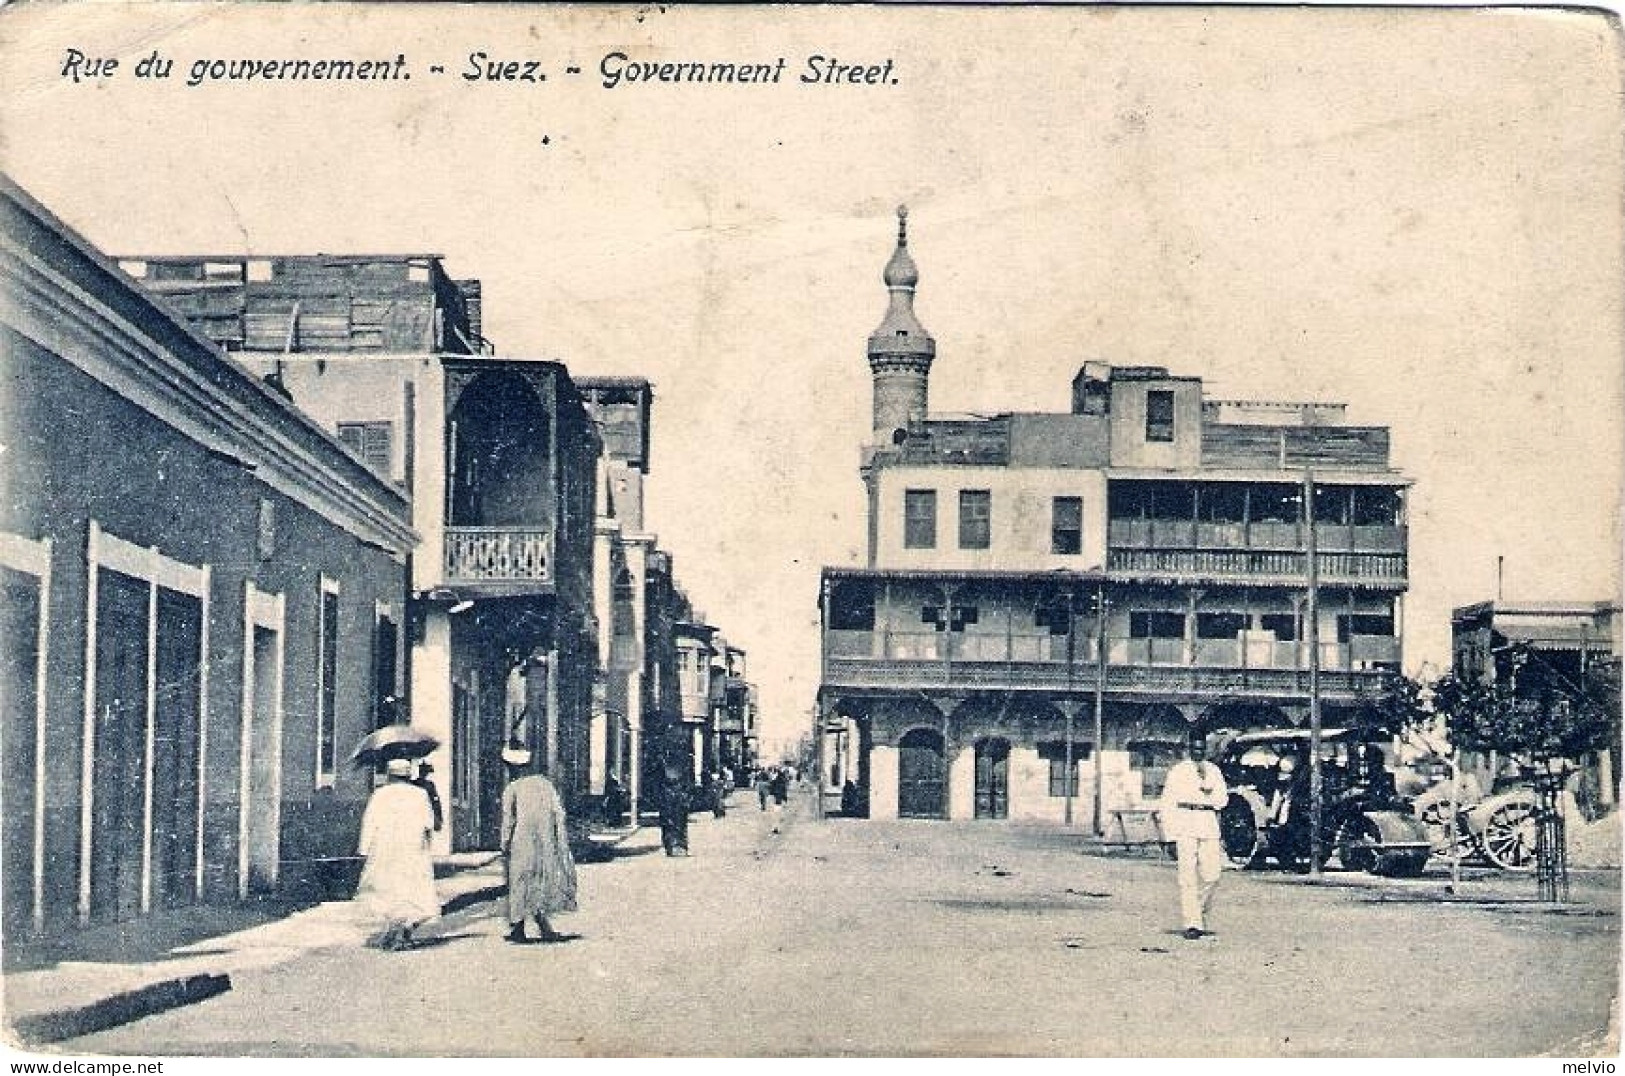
1451, 599, 1621, 813
817, 208, 1410, 825
121, 255, 602, 851
714, 642, 756, 782
580, 377, 655, 824
0, 179, 415, 944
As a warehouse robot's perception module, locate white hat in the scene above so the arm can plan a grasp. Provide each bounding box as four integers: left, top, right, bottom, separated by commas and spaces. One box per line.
501, 745, 532, 766
385, 758, 414, 778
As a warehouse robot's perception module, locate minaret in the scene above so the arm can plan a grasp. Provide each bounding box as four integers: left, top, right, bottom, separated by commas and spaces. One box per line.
867, 205, 935, 446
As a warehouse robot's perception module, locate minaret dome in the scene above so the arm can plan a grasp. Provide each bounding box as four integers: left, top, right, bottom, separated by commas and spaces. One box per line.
867, 205, 935, 446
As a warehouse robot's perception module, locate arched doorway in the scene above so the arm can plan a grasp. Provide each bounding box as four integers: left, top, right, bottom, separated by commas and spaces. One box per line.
897, 728, 946, 819
974, 737, 1011, 819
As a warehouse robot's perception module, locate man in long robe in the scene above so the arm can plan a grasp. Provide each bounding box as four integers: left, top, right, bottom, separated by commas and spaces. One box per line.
501, 745, 579, 943
355, 758, 440, 950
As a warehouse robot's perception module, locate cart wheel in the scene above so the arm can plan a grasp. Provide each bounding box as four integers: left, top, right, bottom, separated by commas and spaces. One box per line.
1220, 795, 1266, 868
1480, 799, 1538, 869
1332, 814, 1380, 873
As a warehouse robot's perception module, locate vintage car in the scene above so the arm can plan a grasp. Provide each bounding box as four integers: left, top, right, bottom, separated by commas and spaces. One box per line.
1214, 728, 1433, 877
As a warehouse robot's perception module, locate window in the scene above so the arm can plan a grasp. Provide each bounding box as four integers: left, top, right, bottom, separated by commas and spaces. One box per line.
922, 604, 977, 632
337, 421, 393, 477
1352, 487, 1402, 526
1259, 613, 1297, 641
1197, 483, 1247, 524
316, 577, 340, 783
1251, 484, 1301, 523
958, 490, 991, 550
1039, 742, 1094, 797
1339, 612, 1396, 642
903, 489, 937, 549
1052, 496, 1083, 554
1130, 611, 1185, 639
373, 604, 398, 730
1145, 390, 1175, 442
1313, 485, 1351, 525
1196, 612, 1247, 639
1130, 743, 1183, 799
829, 581, 876, 631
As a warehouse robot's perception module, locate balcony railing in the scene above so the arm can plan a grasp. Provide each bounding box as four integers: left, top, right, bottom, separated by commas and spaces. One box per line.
1109, 520, 1406, 554
1107, 548, 1406, 586
822, 628, 1397, 700
443, 526, 552, 584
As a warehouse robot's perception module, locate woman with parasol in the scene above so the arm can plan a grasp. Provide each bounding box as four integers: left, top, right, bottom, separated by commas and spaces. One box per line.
352, 726, 441, 950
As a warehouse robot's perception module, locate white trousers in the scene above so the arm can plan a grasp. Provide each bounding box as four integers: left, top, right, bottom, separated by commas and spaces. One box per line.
1175, 836, 1224, 931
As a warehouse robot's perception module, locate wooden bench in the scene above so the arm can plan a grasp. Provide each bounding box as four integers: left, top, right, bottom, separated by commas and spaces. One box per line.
1103, 807, 1170, 858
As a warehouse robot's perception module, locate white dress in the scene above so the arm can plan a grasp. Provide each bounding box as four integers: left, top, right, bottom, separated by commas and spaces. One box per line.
355, 781, 440, 930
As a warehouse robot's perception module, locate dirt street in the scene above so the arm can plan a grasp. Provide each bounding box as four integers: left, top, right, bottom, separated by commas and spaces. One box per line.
67, 792, 1618, 1057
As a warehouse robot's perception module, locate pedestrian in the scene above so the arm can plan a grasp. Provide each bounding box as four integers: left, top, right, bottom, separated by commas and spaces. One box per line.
708, 771, 727, 819
411, 760, 444, 834
659, 762, 691, 856
755, 767, 771, 811
770, 766, 789, 805
499, 744, 578, 944
355, 757, 440, 951
1160, 731, 1230, 940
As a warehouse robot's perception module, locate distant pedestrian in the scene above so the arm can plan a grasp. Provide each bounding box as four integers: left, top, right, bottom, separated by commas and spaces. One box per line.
659, 763, 691, 856
1161, 731, 1229, 940
708, 771, 727, 819
355, 757, 440, 951
500, 744, 578, 944
755, 768, 772, 811
770, 766, 790, 805
411, 760, 444, 833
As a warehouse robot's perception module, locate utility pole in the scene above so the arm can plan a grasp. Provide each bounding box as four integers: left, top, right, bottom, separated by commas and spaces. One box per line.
1063, 586, 1076, 827
1305, 469, 1324, 878
1093, 582, 1107, 837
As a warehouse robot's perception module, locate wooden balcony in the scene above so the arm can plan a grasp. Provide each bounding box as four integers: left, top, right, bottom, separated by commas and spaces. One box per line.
1107, 547, 1405, 588
821, 628, 1395, 703
443, 526, 552, 586
1110, 520, 1406, 555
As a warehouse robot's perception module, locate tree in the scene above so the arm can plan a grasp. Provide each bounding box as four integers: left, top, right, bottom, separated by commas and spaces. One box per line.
1435, 649, 1619, 768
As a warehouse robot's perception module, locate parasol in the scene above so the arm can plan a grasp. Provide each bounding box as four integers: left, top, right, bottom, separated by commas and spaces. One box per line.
351, 724, 440, 766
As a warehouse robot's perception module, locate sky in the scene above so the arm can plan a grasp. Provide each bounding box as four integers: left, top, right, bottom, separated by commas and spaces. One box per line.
3, 4, 1621, 751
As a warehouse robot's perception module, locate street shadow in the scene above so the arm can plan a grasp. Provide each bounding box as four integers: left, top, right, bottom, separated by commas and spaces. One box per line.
504, 932, 583, 946
607, 844, 663, 860
405, 932, 481, 950
2, 899, 310, 974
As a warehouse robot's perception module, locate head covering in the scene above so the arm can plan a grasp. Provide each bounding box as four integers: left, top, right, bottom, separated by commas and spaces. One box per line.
385, 758, 414, 778
501, 745, 532, 767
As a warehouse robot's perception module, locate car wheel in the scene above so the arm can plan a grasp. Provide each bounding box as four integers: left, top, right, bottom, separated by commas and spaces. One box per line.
1219, 795, 1266, 868
1332, 814, 1380, 873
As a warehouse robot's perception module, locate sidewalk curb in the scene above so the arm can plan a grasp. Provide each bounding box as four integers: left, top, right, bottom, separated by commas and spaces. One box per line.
7, 863, 503, 1047
10, 972, 231, 1046
6, 831, 660, 1046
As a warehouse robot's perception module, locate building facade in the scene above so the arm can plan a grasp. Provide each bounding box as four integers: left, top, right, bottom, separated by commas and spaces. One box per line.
1451, 599, 1622, 814
120, 255, 602, 851
0, 179, 415, 943
818, 209, 1410, 826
